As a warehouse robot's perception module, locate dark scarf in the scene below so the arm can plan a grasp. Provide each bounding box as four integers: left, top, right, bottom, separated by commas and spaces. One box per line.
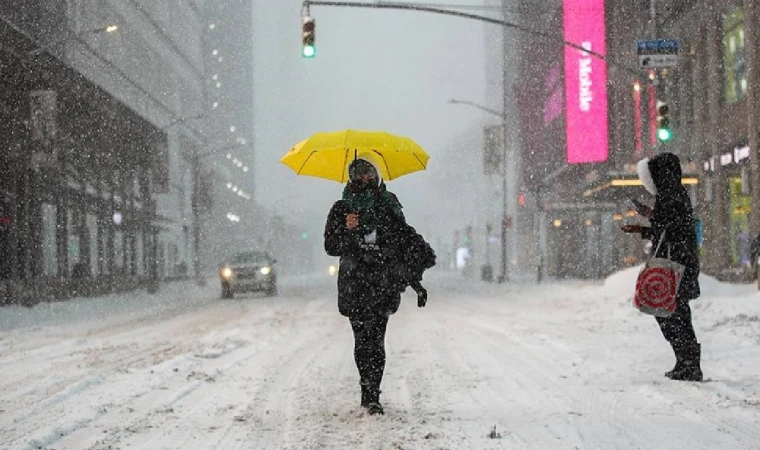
342, 181, 404, 235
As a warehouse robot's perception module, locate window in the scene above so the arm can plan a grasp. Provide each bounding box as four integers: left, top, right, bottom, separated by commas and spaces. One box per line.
87, 213, 98, 276
136, 231, 144, 275
68, 210, 80, 274
723, 8, 747, 104
114, 230, 124, 273
42, 204, 57, 277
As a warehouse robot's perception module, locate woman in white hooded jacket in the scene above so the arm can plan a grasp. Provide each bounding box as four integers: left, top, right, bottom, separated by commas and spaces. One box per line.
621, 153, 702, 382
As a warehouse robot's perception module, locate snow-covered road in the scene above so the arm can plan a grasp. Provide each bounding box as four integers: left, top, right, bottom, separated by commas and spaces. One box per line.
1, 270, 759, 450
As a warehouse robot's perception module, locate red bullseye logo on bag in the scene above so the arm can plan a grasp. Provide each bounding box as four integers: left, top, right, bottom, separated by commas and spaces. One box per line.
634, 267, 680, 316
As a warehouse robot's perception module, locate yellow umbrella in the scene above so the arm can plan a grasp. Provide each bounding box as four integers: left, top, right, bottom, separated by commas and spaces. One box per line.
280, 129, 430, 183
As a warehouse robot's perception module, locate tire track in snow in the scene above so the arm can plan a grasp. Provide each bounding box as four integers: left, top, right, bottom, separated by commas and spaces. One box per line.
1, 298, 315, 449
81, 299, 330, 450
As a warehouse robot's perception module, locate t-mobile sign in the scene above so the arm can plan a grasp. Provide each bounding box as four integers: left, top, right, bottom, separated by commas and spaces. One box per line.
563, 0, 609, 164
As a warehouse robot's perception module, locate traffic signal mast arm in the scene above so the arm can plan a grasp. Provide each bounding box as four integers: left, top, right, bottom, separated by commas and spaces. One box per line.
301, 0, 653, 85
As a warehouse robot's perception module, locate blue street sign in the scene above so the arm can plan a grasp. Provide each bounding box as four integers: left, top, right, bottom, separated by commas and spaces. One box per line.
636, 39, 680, 55
636, 39, 680, 69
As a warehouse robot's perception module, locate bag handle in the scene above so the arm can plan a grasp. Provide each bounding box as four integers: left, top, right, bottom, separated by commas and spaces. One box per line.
652, 230, 668, 258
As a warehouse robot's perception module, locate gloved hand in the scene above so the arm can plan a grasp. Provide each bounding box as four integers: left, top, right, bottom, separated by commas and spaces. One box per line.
360, 251, 380, 265
417, 287, 427, 308
359, 244, 382, 265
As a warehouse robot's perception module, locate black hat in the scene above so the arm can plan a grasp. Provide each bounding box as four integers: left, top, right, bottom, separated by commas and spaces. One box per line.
348, 158, 378, 181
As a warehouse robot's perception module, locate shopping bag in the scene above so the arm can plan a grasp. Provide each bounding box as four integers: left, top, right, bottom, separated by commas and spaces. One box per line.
633, 231, 685, 318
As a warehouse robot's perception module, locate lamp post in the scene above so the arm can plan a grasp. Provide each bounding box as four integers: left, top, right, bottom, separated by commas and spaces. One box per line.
448, 98, 510, 283
180, 141, 249, 286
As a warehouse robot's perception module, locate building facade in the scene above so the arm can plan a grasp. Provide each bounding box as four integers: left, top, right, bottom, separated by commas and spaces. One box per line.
0, 0, 216, 303
509, 0, 760, 281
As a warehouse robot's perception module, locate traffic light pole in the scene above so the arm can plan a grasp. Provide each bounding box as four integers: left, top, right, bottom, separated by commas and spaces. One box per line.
448, 99, 509, 282
302, 1, 653, 84
499, 14, 511, 283
500, 120, 509, 283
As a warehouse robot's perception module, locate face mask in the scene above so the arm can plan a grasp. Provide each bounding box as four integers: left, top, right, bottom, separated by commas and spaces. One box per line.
349, 178, 378, 192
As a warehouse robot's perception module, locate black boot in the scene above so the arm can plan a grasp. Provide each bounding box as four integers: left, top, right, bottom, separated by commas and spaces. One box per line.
667, 343, 703, 382
363, 385, 383, 415
664, 345, 686, 378
366, 398, 384, 415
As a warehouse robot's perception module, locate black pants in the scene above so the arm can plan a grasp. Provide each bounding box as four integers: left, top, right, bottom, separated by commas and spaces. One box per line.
349, 315, 389, 391
655, 299, 698, 351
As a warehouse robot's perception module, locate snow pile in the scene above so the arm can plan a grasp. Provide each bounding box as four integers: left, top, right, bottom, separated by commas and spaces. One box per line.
602, 264, 742, 300
598, 263, 760, 345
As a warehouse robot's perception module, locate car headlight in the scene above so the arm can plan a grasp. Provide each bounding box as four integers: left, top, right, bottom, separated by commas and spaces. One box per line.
260, 266, 272, 275
328, 265, 337, 276
221, 267, 233, 279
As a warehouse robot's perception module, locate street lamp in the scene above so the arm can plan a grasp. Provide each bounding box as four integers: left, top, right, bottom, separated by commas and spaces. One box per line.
448, 97, 510, 283
28, 23, 120, 56
84, 24, 119, 35
181, 140, 251, 285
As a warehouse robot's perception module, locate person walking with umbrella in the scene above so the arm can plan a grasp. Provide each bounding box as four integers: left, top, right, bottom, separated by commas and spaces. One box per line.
281, 129, 433, 414
324, 158, 432, 415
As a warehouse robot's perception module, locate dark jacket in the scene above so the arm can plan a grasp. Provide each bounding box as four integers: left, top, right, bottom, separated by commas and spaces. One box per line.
324, 197, 434, 318
640, 153, 700, 301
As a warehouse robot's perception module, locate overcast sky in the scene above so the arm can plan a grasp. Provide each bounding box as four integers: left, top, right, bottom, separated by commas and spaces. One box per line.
251, 1, 496, 241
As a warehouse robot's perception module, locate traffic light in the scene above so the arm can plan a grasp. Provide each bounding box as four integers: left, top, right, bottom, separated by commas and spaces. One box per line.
656, 100, 672, 142
301, 16, 316, 58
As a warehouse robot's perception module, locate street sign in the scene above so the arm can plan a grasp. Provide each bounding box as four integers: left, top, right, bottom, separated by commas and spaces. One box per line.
636, 39, 679, 69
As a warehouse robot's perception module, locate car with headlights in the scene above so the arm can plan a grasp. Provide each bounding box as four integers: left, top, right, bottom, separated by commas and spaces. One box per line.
219, 251, 277, 299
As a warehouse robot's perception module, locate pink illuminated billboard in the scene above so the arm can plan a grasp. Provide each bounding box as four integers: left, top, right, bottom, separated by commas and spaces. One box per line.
563, 0, 608, 164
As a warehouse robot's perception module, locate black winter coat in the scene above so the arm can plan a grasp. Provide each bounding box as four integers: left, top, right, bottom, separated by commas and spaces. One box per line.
324, 199, 434, 319
640, 153, 700, 301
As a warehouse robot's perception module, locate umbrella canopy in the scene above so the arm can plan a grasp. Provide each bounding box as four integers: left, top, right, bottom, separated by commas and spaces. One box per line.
280, 129, 429, 183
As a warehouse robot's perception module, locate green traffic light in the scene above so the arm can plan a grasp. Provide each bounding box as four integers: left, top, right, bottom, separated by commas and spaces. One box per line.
657, 128, 673, 142
302, 45, 316, 58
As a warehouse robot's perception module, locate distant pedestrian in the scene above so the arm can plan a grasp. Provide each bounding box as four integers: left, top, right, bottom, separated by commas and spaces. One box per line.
621, 153, 702, 381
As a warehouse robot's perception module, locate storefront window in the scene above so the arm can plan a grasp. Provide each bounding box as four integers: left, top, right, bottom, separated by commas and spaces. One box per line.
724, 8, 747, 104
67, 210, 80, 274
87, 213, 98, 276
136, 231, 144, 275
114, 230, 124, 274
728, 177, 751, 267
42, 203, 57, 276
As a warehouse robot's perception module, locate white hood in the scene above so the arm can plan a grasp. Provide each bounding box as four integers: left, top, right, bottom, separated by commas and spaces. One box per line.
637, 158, 657, 195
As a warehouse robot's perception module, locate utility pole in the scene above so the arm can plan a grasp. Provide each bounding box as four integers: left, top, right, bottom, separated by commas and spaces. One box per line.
191, 154, 204, 285
649, 0, 660, 156
746, 0, 760, 240
499, 0, 511, 282
704, 0, 728, 271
